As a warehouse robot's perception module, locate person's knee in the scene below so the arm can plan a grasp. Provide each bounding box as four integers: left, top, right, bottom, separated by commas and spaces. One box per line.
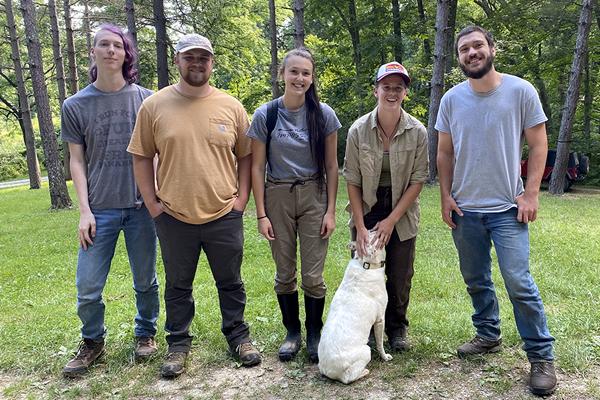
301, 279, 326, 298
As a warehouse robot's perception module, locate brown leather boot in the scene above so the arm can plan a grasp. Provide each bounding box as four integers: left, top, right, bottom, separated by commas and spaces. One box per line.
63, 339, 105, 378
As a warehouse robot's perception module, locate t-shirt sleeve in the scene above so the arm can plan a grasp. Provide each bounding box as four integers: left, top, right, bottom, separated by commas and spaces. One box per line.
321, 103, 342, 135
522, 82, 548, 129
246, 105, 268, 143
235, 106, 252, 159
434, 94, 451, 134
60, 100, 83, 144
127, 102, 156, 157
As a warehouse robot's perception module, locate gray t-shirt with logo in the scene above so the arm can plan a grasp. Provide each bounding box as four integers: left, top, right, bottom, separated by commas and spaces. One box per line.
247, 97, 341, 180
61, 83, 153, 209
435, 74, 547, 213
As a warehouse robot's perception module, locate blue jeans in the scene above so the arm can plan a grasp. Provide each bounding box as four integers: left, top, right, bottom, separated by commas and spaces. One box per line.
452, 208, 554, 361
76, 205, 159, 340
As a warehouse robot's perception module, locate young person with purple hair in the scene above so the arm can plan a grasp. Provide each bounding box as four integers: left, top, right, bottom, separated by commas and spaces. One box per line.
61, 24, 159, 377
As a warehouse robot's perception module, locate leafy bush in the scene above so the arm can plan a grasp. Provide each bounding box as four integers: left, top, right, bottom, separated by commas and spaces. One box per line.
0, 141, 28, 181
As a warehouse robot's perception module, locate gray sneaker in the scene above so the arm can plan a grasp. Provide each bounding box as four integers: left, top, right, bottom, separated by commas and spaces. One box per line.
457, 336, 502, 358
63, 339, 105, 378
529, 361, 557, 396
160, 351, 188, 378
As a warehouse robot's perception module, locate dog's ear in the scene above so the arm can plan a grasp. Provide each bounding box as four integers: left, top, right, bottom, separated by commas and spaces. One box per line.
348, 241, 357, 251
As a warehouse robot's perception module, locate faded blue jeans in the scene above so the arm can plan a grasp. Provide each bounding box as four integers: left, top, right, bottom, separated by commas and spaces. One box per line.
452, 208, 554, 361
76, 205, 159, 340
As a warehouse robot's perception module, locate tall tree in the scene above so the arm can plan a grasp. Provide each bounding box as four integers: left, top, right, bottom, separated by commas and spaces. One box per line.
48, 0, 71, 180
391, 0, 403, 63
154, 0, 169, 89
63, 0, 79, 95
4, 0, 41, 189
444, 0, 457, 73
582, 53, 593, 148
550, 0, 594, 194
426, 0, 450, 182
20, 0, 72, 208
125, 0, 140, 82
83, 0, 91, 54
269, 0, 281, 98
293, 0, 305, 48
417, 0, 432, 62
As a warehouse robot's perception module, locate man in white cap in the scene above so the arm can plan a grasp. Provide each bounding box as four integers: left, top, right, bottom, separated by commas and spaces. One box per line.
128, 33, 260, 378
343, 61, 428, 352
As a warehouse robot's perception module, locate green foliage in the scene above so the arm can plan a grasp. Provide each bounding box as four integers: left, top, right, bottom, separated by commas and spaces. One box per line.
0, 140, 27, 180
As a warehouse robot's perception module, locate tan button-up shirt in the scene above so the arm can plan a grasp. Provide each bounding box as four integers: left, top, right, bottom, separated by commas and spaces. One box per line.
343, 107, 429, 241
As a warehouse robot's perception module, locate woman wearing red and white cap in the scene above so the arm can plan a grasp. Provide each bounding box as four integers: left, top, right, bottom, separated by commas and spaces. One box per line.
343, 62, 429, 352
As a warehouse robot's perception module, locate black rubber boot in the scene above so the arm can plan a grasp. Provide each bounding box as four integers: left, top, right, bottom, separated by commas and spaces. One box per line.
304, 295, 325, 364
277, 292, 302, 361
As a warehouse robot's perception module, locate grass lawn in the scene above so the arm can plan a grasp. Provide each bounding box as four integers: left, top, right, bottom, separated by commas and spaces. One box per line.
0, 181, 599, 399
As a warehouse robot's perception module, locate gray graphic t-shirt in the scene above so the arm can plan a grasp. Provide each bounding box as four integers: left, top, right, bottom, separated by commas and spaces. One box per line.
247, 98, 341, 180
435, 74, 547, 212
61, 83, 153, 209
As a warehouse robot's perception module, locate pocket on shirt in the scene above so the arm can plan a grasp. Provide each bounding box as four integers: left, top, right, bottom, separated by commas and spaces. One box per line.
208, 118, 236, 148
358, 145, 378, 176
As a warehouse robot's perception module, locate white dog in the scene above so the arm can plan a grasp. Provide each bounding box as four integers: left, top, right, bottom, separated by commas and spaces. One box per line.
318, 231, 392, 384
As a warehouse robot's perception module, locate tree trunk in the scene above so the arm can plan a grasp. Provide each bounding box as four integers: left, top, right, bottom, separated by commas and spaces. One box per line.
444, 0, 458, 73
348, 0, 363, 115
83, 0, 92, 55
63, 0, 79, 95
582, 53, 593, 149
533, 44, 553, 136
20, 0, 72, 208
391, 0, 403, 63
48, 0, 71, 180
125, 0, 140, 82
5, 0, 41, 189
293, 0, 305, 49
154, 0, 170, 89
426, 0, 450, 183
417, 0, 432, 62
549, 0, 594, 195
269, 0, 281, 98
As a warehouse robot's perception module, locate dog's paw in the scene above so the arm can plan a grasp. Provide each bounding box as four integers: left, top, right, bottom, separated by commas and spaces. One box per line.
381, 353, 393, 362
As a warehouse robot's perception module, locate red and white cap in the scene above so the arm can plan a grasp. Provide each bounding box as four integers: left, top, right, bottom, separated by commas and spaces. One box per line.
375, 62, 410, 86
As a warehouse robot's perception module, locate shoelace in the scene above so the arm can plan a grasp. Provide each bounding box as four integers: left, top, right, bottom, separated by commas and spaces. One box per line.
236, 342, 255, 354
532, 362, 552, 375
75, 341, 97, 359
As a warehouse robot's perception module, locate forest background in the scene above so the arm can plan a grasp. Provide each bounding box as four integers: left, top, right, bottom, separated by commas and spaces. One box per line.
0, 0, 599, 205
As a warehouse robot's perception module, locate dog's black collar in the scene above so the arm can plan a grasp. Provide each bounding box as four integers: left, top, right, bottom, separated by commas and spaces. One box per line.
362, 261, 385, 270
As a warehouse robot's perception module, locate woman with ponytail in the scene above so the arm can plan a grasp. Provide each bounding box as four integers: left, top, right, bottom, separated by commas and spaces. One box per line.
248, 48, 340, 364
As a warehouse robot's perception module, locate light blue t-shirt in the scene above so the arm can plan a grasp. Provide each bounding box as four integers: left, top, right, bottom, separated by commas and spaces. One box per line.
435, 74, 547, 213
247, 97, 341, 180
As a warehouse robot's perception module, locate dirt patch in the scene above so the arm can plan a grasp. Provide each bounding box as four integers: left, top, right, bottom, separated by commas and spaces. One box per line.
2, 356, 599, 399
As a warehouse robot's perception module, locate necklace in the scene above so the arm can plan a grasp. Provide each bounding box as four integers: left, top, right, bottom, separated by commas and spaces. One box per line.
377, 115, 401, 140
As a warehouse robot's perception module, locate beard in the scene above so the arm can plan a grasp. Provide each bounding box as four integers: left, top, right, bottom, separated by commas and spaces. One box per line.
178, 67, 210, 87
460, 53, 494, 79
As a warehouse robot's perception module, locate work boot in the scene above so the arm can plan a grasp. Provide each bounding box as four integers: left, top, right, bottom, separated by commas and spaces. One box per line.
388, 329, 410, 352
457, 336, 502, 358
305, 295, 325, 364
277, 292, 302, 361
63, 338, 105, 378
529, 361, 557, 396
134, 336, 158, 361
160, 351, 188, 378
231, 341, 261, 367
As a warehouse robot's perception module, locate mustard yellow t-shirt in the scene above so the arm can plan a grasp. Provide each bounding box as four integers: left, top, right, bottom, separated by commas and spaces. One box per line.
128, 86, 251, 224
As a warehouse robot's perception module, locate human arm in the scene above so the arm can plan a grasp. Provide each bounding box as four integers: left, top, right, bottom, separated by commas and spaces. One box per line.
347, 183, 370, 258
251, 139, 275, 240
516, 122, 547, 223
437, 131, 462, 228
373, 183, 423, 249
68, 143, 95, 250
321, 132, 338, 239
132, 154, 163, 218
234, 154, 252, 212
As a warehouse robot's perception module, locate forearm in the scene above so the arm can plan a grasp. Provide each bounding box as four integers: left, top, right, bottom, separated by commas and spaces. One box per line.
325, 163, 338, 214
251, 160, 267, 217
132, 155, 159, 207
437, 151, 454, 198
387, 183, 423, 224
237, 154, 252, 205
68, 146, 91, 214
524, 144, 546, 195
347, 183, 366, 230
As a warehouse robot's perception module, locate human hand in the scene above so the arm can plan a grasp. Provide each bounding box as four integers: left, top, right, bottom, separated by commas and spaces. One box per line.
354, 226, 370, 258
515, 192, 539, 223
78, 211, 96, 250
258, 217, 275, 240
441, 194, 462, 229
320, 211, 336, 239
373, 218, 394, 249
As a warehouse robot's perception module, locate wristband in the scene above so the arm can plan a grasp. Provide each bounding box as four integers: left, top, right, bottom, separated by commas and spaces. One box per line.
257, 215, 268, 220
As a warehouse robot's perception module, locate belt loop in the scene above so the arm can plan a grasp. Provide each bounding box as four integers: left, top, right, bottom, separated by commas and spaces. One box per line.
289, 179, 306, 193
